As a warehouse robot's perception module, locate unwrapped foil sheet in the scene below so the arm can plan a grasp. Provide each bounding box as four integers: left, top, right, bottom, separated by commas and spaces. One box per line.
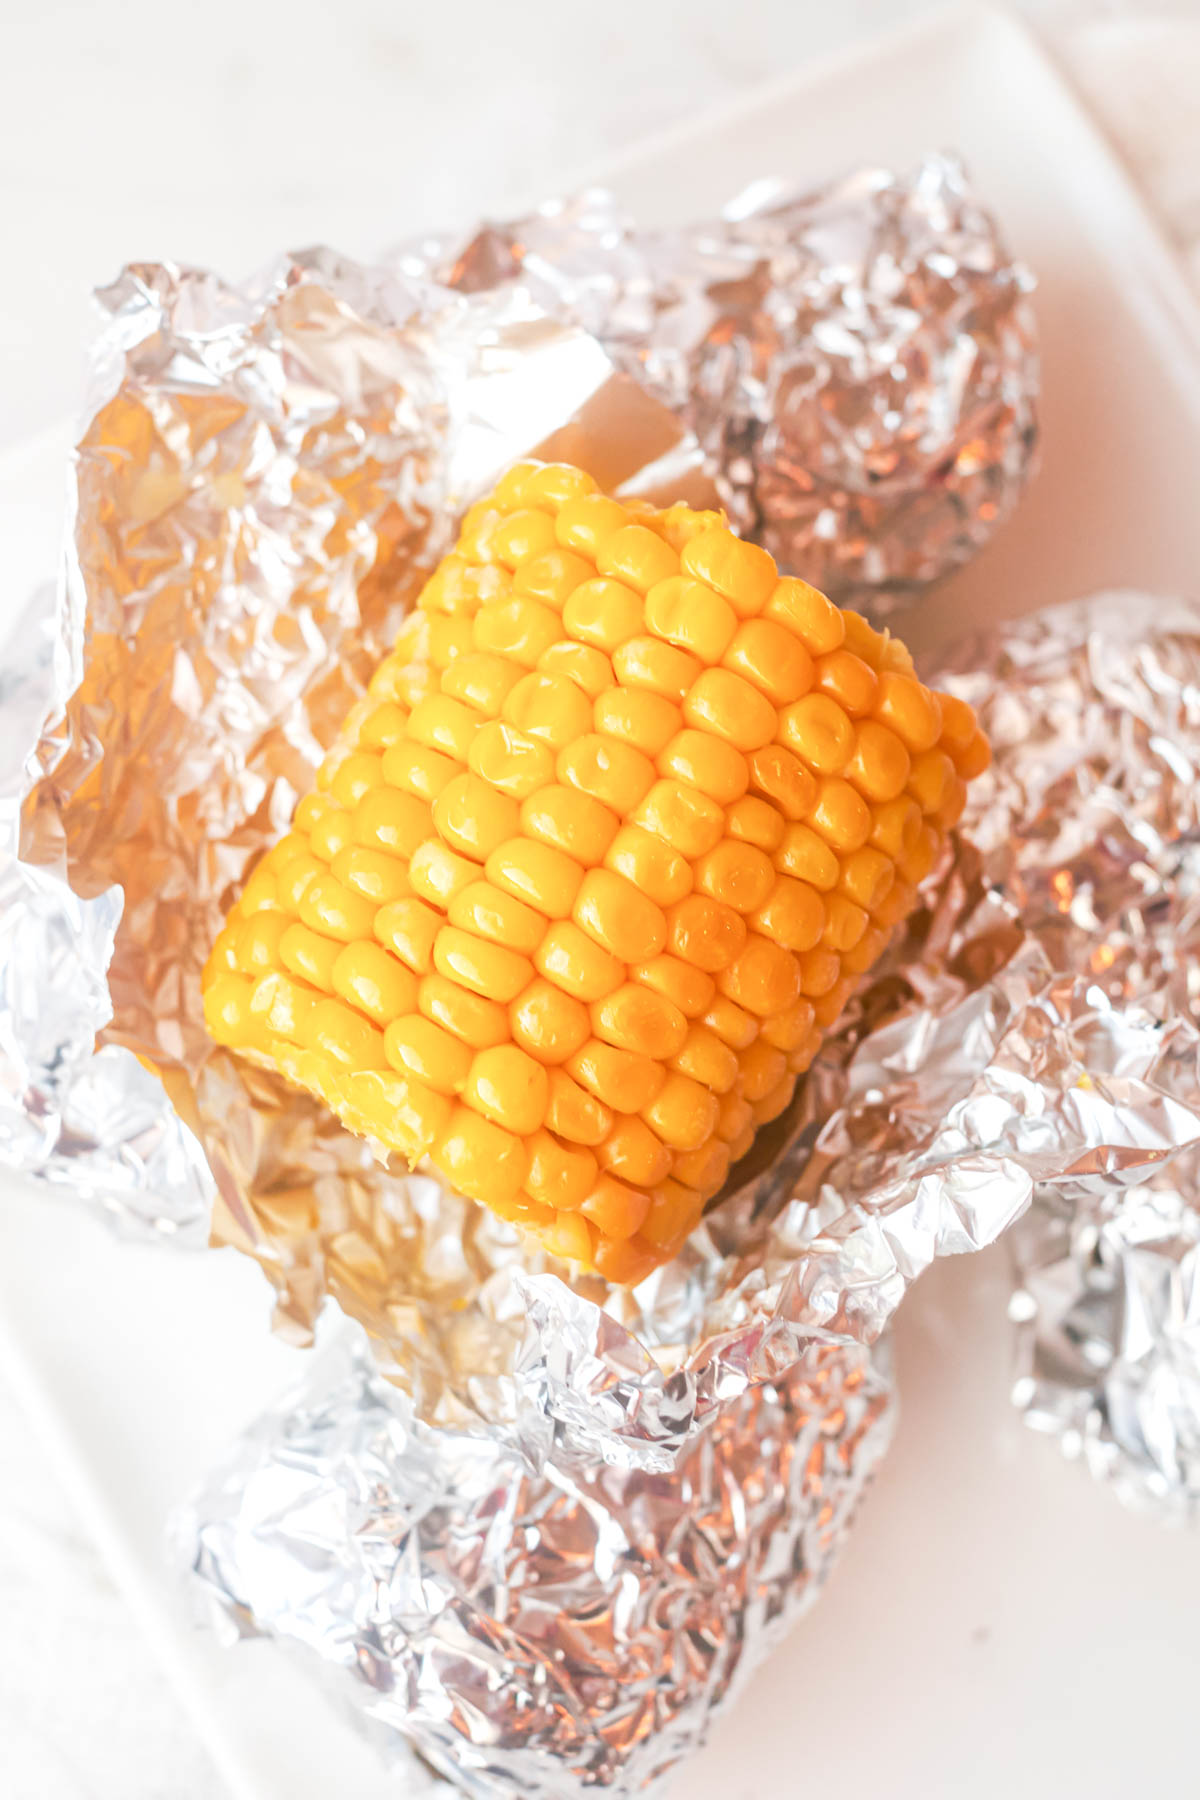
399, 153, 1039, 598
939, 594, 1200, 1518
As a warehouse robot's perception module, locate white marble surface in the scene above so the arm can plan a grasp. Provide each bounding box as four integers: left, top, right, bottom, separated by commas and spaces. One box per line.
3, 3, 1200, 1797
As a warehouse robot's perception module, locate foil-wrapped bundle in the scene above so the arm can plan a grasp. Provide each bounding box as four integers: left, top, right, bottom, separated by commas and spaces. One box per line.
402, 154, 1039, 598
940, 594, 1200, 1517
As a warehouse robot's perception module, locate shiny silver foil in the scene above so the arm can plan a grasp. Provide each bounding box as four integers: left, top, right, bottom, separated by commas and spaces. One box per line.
939, 593, 1200, 1518
400, 154, 1039, 598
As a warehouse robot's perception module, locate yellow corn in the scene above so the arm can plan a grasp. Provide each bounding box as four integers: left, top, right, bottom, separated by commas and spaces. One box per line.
204, 462, 989, 1284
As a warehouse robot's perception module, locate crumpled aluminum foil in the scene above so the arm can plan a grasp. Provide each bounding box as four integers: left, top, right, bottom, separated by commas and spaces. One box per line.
399, 153, 1039, 598
175, 587, 1200, 1791
937, 594, 1200, 1518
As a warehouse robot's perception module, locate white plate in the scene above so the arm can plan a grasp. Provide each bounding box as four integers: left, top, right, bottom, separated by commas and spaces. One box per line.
4, 5, 1200, 1797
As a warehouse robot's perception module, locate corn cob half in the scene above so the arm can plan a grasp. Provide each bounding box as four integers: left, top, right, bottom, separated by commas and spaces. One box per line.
203, 462, 989, 1283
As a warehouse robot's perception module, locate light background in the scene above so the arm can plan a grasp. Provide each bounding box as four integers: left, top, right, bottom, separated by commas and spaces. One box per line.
2, 2, 1200, 1795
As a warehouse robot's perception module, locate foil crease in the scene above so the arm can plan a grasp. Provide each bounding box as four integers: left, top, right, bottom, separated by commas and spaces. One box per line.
181, 1326, 894, 1798
939, 593, 1200, 1517
400, 153, 1039, 599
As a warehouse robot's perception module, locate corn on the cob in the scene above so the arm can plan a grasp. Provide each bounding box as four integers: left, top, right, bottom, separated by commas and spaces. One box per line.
203, 462, 989, 1284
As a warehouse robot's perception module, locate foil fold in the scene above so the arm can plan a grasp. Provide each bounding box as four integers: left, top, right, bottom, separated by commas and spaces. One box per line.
399, 154, 1039, 598
939, 593, 1200, 1518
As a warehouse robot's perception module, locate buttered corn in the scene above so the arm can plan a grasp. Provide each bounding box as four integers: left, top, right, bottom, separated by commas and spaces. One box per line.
204, 462, 989, 1284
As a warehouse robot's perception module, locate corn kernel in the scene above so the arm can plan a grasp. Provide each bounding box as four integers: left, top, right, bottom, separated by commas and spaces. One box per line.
541, 1210, 597, 1266
681, 527, 775, 617
408, 840, 477, 908
723, 618, 813, 705
429, 615, 476, 665
798, 946, 841, 998
838, 847, 895, 914
468, 720, 556, 798
465, 1044, 549, 1136
419, 973, 509, 1049
514, 546, 594, 609
684, 667, 776, 752
524, 1130, 597, 1212
434, 1106, 527, 1205
505, 669, 593, 748
545, 1069, 612, 1146
448, 881, 546, 955
559, 733, 655, 813
658, 729, 748, 805
574, 868, 667, 963
555, 492, 629, 558
299, 875, 377, 944
725, 795, 785, 853
693, 840, 775, 914
537, 640, 614, 698
434, 772, 521, 861
490, 507, 558, 569
604, 825, 692, 907
632, 953, 715, 1020
563, 577, 645, 651
806, 778, 873, 853
672, 1025, 739, 1093
908, 748, 956, 816
591, 983, 688, 1059
719, 936, 801, 1015
821, 893, 868, 954
581, 1175, 650, 1242
309, 806, 353, 863
760, 997, 816, 1052
775, 822, 840, 890
569, 1039, 664, 1113
702, 995, 759, 1050
525, 462, 599, 510
356, 701, 409, 751
521, 784, 618, 864
487, 837, 584, 918
280, 922, 341, 992
595, 1116, 672, 1188
641, 1180, 704, 1253
352, 787, 433, 860
597, 523, 680, 593
671, 1139, 730, 1199
434, 927, 533, 1002
814, 649, 878, 718
309, 998, 387, 1070
407, 694, 478, 762
764, 578, 845, 654
536, 920, 625, 1002
642, 1071, 720, 1151
235, 912, 290, 975
384, 1016, 473, 1092
869, 795, 923, 863
374, 896, 442, 973
667, 894, 747, 973
779, 693, 854, 775
382, 739, 459, 802
441, 652, 523, 717
874, 672, 943, 753
845, 720, 911, 803
751, 875, 826, 952
593, 687, 681, 755
510, 977, 592, 1063
645, 575, 737, 662
332, 942, 418, 1025
613, 635, 701, 702
747, 744, 819, 821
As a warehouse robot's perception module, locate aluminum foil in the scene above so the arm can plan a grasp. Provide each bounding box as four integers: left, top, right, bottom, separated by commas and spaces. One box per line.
175, 584, 1200, 1791
937, 593, 1200, 1518
399, 154, 1039, 599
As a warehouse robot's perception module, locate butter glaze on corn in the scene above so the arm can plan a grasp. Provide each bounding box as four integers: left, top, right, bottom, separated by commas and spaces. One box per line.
203, 462, 989, 1284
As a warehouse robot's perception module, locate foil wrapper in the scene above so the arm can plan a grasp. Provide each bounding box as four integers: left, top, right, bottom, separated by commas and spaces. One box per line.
400, 154, 1039, 599
938, 594, 1200, 1518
